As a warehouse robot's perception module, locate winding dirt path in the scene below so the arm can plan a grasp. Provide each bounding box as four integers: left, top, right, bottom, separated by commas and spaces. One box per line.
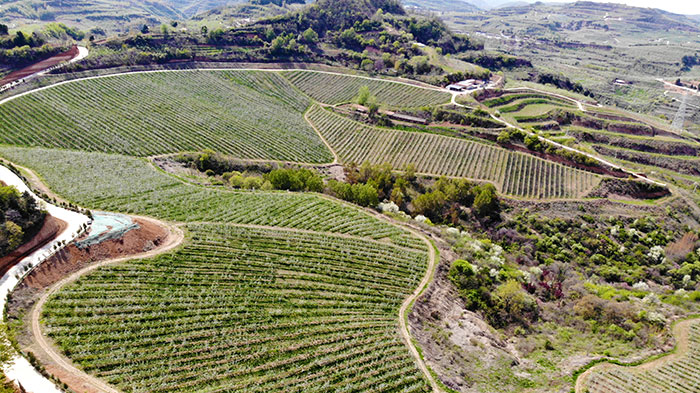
304, 107, 339, 164
451, 94, 667, 187
29, 216, 184, 393
397, 226, 440, 392
575, 318, 698, 393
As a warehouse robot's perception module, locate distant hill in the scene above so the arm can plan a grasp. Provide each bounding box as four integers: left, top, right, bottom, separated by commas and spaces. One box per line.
402, 0, 481, 13
457, 0, 700, 37
0, 0, 246, 34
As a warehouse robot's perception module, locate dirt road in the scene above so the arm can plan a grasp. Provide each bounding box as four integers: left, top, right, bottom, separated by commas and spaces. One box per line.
29, 216, 184, 393
575, 318, 699, 393
397, 226, 440, 392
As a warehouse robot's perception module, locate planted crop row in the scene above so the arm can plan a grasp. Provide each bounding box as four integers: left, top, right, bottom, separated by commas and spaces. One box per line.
583, 321, 700, 393
500, 153, 599, 199
0, 70, 332, 162
306, 106, 600, 199
481, 93, 572, 107
43, 223, 430, 393
282, 70, 450, 107
497, 98, 574, 113
0, 146, 425, 249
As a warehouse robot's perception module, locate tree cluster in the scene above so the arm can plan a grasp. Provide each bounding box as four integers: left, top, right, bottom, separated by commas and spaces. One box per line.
0, 185, 45, 257
535, 73, 594, 97
460, 53, 532, 70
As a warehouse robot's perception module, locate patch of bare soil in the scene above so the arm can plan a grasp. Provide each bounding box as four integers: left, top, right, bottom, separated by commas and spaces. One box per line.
0, 46, 79, 86
15, 217, 166, 292
408, 234, 522, 393
0, 215, 66, 276
6, 217, 169, 393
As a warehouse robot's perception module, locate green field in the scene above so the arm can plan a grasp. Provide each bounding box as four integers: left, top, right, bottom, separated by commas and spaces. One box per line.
282, 70, 451, 107
0, 146, 424, 249
0, 70, 332, 162
43, 223, 430, 393
1, 145, 432, 392
306, 105, 601, 199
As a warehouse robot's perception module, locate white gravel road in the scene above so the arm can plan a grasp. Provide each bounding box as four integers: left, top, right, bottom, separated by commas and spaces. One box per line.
0, 165, 90, 393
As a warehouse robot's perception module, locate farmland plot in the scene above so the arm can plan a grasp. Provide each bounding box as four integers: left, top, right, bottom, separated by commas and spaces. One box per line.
582, 320, 700, 393
43, 223, 430, 393
0, 71, 333, 162
0, 146, 424, 249
282, 70, 450, 107
306, 106, 600, 199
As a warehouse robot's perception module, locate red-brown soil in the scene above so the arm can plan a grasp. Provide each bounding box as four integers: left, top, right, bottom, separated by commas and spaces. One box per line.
7, 217, 173, 393
20, 217, 167, 290
0, 46, 78, 86
0, 215, 66, 277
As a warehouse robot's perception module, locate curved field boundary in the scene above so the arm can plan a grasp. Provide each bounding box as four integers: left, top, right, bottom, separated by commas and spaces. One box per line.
0, 70, 332, 161
31, 216, 183, 393
282, 70, 450, 107
0, 164, 90, 393
0, 68, 447, 108
304, 107, 339, 164
4, 150, 443, 392
576, 318, 700, 393
39, 222, 435, 393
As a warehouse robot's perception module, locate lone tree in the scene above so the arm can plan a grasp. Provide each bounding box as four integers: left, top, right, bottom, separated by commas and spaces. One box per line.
141, 24, 150, 34
0, 24, 8, 36
356, 85, 371, 106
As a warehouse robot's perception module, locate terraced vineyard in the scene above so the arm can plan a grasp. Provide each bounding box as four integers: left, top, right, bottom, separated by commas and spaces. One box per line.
0, 70, 333, 162
282, 70, 450, 107
581, 320, 700, 393
499, 152, 599, 198
481, 93, 574, 108
43, 223, 430, 393
306, 106, 600, 199
0, 147, 424, 249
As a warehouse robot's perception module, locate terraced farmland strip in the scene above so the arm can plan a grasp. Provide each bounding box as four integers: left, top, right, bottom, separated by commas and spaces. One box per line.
481, 93, 573, 108
281, 70, 450, 107
43, 223, 430, 393
306, 106, 601, 199
0, 70, 332, 163
0, 147, 423, 248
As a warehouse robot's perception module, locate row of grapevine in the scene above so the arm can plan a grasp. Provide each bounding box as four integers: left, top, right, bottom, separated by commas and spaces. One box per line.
497, 98, 574, 113
0, 146, 425, 249
306, 106, 600, 199
0, 70, 332, 162
481, 93, 573, 108
43, 223, 431, 393
282, 70, 450, 107
500, 153, 600, 199
582, 321, 700, 393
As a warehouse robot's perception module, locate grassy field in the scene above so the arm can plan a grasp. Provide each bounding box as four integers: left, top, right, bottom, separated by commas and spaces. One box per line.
307, 105, 601, 199
43, 223, 430, 393
0, 70, 333, 162
282, 71, 451, 107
